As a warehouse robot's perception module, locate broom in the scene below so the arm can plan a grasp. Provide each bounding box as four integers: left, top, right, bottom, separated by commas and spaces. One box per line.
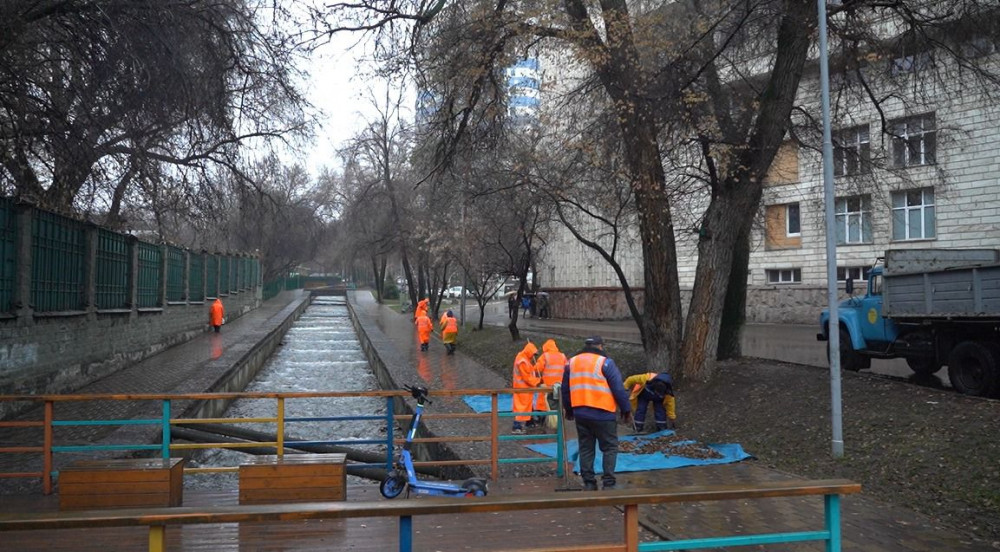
553, 385, 583, 492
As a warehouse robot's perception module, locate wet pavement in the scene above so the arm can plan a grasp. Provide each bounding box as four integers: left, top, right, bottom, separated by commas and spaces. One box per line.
0, 288, 992, 550
466, 300, 942, 387
359, 292, 995, 551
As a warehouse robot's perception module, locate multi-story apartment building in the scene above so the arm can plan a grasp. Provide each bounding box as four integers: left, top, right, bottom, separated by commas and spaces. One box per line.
535, 24, 1000, 324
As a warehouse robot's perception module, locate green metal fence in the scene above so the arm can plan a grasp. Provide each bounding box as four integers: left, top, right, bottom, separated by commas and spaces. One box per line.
231, 256, 239, 292
31, 211, 85, 312
95, 229, 130, 310
166, 246, 185, 301
136, 242, 161, 308
206, 255, 218, 298
0, 199, 15, 313
219, 257, 229, 295
189, 253, 204, 302
1, 200, 263, 315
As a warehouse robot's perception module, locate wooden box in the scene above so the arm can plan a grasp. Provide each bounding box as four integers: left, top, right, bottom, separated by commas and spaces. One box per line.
239, 453, 346, 505
59, 457, 185, 510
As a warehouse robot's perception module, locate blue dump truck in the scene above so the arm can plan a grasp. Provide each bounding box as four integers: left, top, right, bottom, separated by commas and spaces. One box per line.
818, 249, 1000, 397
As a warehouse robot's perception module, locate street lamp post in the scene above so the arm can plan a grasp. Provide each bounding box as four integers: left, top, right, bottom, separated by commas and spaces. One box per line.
817, 0, 844, 458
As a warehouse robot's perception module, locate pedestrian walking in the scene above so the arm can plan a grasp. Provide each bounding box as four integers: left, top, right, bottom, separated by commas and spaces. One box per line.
561, 335, 631, 490
511, 341, 540, 434
414, 297, 429, 320
508, 294, 518, 319
521, 295, 531, 317
623, 372, 677, 433
415, 311, 434, 352
209, 298, 225, 333
532, 339, 568, 420
440, 310, 459, 355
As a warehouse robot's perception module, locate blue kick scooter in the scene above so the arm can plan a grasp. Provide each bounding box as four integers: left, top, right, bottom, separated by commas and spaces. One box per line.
380, 385, 489, 499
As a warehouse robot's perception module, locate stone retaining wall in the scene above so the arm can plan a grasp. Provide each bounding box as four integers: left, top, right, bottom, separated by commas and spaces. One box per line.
0, 292, 262, 419
544, 286, 843, 324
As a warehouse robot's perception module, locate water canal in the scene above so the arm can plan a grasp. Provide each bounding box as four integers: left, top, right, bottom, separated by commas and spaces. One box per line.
185, 296, 385, 490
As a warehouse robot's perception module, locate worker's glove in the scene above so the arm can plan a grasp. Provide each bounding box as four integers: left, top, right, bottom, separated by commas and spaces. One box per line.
620, 411, 632, 425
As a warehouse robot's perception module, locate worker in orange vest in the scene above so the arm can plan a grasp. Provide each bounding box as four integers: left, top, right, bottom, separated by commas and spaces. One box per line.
561, 336, 631, 490
511, 341, 540, 434
209, 298, 225, 333
414, 297, 429, 320
532, 339, 568, 416
415, 311, 434, 352
440, 310, 459, 355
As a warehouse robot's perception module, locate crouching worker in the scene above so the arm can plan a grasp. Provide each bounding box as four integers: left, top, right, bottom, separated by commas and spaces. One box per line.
623, 372, 676, 433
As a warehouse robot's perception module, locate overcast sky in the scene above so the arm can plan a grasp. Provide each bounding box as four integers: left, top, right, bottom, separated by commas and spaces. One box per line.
300, 32, 414, 176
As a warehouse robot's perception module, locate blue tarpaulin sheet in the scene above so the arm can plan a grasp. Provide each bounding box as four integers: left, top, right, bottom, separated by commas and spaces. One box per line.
525, 430, 752, 473
463, 394, 513, 413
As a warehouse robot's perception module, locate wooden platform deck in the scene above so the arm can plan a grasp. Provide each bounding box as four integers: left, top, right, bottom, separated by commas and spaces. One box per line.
1, 478, 641, 551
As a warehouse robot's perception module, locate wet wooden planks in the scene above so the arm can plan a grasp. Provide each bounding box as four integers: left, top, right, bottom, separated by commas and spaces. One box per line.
238, 453, 346, 505
58, 457, 185, 510
1, 484, 628, 551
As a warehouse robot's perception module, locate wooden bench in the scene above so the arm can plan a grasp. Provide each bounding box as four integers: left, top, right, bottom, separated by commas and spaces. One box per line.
239, 453, 346, 505
58, 457, 185, 511
3, 478, 861, 552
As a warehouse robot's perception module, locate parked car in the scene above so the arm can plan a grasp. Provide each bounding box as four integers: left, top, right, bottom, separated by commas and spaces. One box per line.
446, 286, 465, 299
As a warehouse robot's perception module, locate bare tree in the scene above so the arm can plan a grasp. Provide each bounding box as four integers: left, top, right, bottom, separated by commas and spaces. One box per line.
0, 0, 309, 219
315, 0, 1000, 384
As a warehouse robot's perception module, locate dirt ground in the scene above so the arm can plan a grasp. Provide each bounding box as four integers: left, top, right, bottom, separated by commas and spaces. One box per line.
460, 326, 1000, 544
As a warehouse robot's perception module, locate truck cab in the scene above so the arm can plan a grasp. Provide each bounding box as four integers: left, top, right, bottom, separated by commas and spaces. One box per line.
818, 264, 899, 371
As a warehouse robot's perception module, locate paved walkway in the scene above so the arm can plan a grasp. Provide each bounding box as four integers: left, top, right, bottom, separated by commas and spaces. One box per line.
1, 289, 993, 550
0, 290, 309, 494
353, 291, 995, 551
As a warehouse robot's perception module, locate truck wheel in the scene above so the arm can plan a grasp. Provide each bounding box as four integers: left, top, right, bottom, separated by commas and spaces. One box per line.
906, 357, 942, 376
829, 328, 866, 372
947, 341, 1000, 397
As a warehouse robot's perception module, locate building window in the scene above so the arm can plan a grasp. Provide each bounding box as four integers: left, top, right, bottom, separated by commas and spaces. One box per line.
891, 114, 936, 167
766, 268, 801, 284
765, 203, 802, 250
785, 203, 800, 236
833, 126, 870, 176
835, 195, 872, 244
892, 187, 935, 240
890, 51, 932, 75
837, 266, 871, 282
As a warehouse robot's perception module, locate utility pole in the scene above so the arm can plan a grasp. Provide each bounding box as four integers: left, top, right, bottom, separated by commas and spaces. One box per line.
817, 0, 844, 459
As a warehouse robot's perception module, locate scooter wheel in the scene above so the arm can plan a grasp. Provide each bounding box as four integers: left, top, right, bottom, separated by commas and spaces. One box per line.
461, 479, 488, 497
380, 471, 406, 499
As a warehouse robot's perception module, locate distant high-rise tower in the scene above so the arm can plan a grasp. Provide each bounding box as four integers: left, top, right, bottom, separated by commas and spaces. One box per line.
506, 57, 540, 126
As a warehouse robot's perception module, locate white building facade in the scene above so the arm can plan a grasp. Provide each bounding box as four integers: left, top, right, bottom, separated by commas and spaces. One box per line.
536, 38, 1000, 324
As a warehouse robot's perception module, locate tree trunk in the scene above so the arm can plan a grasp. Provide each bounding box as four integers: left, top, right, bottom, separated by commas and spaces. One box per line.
680, 0, 814, 381
717, 225, 750, 360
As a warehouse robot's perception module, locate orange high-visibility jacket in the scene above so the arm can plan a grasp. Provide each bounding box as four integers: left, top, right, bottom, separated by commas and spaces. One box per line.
441, 315, 459, 344
533, 339, 567, 412
415, 314, 433, 343
414, 298, 429, 319
209, 299, 224, 326
567, 352, 616, 413
512, 342, 540, 422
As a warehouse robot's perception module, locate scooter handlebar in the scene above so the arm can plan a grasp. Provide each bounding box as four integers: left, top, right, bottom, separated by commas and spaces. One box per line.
403, 384, 432, 403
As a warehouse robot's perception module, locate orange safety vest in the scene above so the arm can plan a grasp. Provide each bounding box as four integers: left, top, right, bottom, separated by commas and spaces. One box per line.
442, 316, 458, 333
539, 351, 568, 386
567, 352, 616, 412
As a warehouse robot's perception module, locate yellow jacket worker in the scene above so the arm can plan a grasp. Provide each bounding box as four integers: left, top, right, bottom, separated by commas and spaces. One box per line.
623, 372, 676, 433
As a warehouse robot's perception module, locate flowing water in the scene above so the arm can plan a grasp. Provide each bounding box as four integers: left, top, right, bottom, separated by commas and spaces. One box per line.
185, 296, 385, 490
